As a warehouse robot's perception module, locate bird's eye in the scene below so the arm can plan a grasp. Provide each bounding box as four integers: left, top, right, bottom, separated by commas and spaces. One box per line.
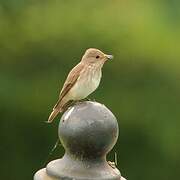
96, 55, 100, 59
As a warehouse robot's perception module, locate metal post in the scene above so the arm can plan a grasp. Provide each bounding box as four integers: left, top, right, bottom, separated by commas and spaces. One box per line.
34, 101, 127, 180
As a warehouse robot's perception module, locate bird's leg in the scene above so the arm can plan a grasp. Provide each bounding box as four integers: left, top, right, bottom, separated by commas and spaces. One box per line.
85, 97, 96, 102
74, 100, 84, 105
84, 97, 91, 101
62, 100, 75, 111
74, 97, 96, 105
74, 98, 88, 104
76, 98, 96, 103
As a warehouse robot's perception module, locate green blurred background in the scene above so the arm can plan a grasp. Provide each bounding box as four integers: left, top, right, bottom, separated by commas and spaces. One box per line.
0, 0, 180, 179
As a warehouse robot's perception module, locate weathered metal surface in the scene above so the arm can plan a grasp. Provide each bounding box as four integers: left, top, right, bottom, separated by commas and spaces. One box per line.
34, 101, 126, 180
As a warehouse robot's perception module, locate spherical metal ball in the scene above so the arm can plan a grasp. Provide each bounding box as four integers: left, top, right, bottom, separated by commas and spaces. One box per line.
59, 101, 119, 158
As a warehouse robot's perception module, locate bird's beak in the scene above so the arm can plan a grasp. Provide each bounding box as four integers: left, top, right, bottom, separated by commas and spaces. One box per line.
105, 54, 113, 60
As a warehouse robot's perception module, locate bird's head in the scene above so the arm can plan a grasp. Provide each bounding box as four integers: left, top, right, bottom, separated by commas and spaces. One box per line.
81, 48, 113, 65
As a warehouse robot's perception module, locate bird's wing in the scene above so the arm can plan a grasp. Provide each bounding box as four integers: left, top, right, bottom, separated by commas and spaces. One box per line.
53, 62, 84, 109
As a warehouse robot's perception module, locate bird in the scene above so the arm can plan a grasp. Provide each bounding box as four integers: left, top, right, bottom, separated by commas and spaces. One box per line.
48, 48, 113, 123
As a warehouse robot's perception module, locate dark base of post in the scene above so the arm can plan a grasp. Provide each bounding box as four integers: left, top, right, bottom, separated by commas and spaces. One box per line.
34, 168, 126, 180
34, 154, 126, 180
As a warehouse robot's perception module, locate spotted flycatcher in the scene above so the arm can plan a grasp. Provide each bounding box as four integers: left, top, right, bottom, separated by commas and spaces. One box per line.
48, 48, 113, 122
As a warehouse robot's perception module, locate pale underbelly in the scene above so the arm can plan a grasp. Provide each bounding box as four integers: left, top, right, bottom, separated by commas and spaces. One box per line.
69, 77, 101, 100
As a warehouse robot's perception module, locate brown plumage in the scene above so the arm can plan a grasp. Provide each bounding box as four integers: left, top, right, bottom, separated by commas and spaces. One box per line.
48, 48, 113, 123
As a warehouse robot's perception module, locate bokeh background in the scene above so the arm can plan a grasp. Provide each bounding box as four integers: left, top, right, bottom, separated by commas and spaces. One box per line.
0, 0, 180, 179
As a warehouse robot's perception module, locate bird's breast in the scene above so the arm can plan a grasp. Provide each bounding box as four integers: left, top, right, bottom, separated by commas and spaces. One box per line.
69, 66, 102, 100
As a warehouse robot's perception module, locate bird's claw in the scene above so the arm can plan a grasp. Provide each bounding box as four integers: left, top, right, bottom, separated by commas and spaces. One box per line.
84, 98, 96, 102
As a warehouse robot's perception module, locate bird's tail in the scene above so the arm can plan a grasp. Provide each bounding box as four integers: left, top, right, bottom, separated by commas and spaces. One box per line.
47, 108, 60, 123
47, 98, 70, 123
